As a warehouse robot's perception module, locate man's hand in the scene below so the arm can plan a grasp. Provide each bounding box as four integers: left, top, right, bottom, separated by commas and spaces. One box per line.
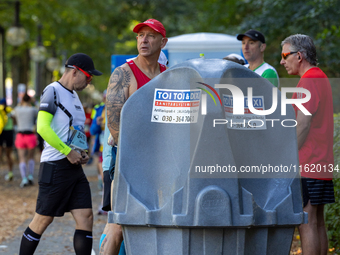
107, 134, 115, 147
66, 149, 83, 165
96, 116, 104, 125
80, 151, 89, 165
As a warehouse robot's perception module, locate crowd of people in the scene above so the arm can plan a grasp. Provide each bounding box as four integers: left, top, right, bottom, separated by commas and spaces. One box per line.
0, 18, 336, 255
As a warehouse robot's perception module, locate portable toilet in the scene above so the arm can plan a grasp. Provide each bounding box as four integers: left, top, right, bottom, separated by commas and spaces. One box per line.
163, 32, 242, 67
110, 58, 307, 255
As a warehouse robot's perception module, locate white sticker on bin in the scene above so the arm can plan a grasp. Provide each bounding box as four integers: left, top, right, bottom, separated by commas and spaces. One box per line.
151, 89, 201, 124
223, 94, 267, 130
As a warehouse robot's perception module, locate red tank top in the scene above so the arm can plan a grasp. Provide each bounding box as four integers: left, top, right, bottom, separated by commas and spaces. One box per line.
127, 60, 166, 89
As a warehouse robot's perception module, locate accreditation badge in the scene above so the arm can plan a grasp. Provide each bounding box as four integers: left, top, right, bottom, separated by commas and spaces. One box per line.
66, 125, 88, 153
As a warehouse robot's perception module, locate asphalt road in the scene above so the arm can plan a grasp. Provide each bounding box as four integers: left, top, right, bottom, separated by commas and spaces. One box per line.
0, 163, 107, 255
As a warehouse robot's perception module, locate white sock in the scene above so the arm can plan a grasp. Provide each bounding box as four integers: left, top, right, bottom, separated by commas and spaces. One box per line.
28, 159, 35, 176
19, 162, 27, 179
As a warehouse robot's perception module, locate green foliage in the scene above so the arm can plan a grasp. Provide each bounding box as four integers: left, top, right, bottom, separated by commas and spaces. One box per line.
0, 0, 339, 248
325, 113, 340, 252
1, 0, 340, 93
1, 0, 205, 91
236, 0, 340, 78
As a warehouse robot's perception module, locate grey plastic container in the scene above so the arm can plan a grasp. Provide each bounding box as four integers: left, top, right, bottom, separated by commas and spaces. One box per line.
110, 58, 307, 255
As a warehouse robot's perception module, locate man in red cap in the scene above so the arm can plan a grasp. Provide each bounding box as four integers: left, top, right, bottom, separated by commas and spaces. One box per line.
100, 19, 168, 255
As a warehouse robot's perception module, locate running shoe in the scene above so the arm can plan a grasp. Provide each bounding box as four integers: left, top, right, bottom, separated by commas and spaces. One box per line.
20, 177, 29, 188
5, 172, 13, 181
28, 174, 34, 185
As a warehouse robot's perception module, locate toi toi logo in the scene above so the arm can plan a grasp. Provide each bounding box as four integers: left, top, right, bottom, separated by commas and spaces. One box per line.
201, 84, 312, 116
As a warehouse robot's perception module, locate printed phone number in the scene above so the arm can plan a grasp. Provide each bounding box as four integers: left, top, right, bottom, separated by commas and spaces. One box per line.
161, 115, 195, 123
297, 164, 339, 173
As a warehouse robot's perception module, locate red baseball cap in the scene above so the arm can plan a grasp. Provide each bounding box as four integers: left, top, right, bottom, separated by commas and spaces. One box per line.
133, 19, 166, 37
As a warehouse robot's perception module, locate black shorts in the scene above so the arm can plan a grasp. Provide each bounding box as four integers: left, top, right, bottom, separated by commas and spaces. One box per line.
301, 177, 335, 207
36, 158, 92, 217
0, 130, 14, 147
102, 170, 112, 212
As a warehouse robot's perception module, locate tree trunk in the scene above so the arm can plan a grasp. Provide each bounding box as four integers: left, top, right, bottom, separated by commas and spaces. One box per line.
11, 53, 20, 106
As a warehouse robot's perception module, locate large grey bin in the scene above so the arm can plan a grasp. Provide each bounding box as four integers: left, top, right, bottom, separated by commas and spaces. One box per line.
110, 58, 307, 255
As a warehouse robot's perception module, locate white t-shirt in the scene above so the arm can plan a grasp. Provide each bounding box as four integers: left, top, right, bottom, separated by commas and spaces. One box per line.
39, 81, 85, 162
245, 62, 280, 88
13, 106, 38, 132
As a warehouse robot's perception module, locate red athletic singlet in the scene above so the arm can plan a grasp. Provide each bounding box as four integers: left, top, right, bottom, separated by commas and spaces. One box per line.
127, 60, 166, 89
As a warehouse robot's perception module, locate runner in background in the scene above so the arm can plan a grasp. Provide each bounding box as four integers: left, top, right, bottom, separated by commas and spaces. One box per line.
90, 90, 106, 190
12, 93, 38, 187
83, 103, 93, 163
90, 95, 107, 215
0, 98, 14, 181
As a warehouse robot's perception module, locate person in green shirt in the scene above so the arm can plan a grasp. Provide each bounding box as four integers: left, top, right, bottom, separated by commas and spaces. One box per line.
237, 29, 279, 88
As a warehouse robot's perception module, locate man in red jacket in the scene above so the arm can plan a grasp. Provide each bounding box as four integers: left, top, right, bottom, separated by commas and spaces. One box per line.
281, 34, 335, 255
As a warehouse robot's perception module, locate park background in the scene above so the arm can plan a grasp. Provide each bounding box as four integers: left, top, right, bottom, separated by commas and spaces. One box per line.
0, 0, 339, 253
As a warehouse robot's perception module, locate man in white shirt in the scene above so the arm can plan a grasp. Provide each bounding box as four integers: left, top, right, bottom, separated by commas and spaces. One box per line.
237, 29, 279, 88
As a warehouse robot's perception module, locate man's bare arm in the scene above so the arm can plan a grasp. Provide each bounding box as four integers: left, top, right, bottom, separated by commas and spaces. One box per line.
106, 66, 131, 146
296, 110, 312, 150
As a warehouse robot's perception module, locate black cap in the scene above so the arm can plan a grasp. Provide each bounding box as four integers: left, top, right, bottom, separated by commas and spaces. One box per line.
237, 29, 265, 43
65, 53, 102, 76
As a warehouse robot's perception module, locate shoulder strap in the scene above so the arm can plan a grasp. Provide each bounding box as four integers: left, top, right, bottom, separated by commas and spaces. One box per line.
53, 84, 73, 127
127, 60, 151, 89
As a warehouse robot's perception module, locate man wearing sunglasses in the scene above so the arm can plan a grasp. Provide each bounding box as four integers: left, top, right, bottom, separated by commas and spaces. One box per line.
281, 34, 335, 255
237, 29, 279, 88
19, 53, 102, 255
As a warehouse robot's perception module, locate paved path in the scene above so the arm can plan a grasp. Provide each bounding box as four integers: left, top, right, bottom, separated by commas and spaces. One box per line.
0, 163, 107, 255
